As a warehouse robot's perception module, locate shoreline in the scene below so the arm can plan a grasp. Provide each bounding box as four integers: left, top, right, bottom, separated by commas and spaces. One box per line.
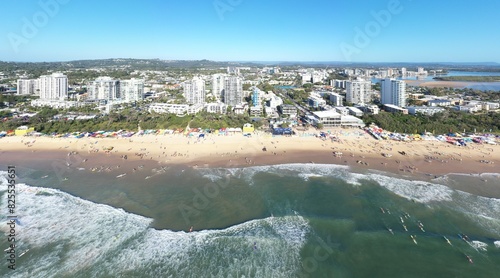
1, 131, 499, 198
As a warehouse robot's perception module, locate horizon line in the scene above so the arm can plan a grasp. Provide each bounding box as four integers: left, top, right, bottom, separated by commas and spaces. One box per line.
1, 58, 499, 65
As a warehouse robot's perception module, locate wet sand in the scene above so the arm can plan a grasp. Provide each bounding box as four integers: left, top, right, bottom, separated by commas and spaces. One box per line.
405, 80, 471, 88
1, 130, 499, 198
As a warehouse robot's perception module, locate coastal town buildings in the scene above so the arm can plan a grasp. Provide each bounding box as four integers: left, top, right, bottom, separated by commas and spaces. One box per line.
87, 77, 120, 101
381, 78, 407, 107
182, 77, 206, 105
223, 76, 243, 106
279, 104, 298, 118
407, 106, 445, 116
308, 92, 326, 108
120, 78, 145, 102
87, 77, 144, 102
346, 79, 371, 104
38, 73, 68, 100
329, 93, 343, 106
30, 73, 73, 108
17, 78, 38, 95
312, 110, 364, 128
211, 74, 226, 101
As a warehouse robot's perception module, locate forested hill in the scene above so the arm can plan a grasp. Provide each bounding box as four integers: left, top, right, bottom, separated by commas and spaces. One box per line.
0, 59, 261, 72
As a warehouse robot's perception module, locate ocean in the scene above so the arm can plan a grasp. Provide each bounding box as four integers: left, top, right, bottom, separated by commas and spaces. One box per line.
1, 164, 500, 277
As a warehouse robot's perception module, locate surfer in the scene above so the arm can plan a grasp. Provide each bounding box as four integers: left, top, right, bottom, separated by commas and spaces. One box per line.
253, 242, 257, 250
189, 226, 193, 232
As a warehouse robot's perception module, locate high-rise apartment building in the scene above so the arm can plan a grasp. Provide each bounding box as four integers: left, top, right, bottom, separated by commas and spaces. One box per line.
87, 77, 120, 101
17, 78, 39, 95
211, 74, 226, 101
182, 77, 205, 105
252, 87, 261, 107
346, 79, 371, 104
38, 73, 68, 100
223, 76, 243, 106
87, 77, 144, 102
120, 78, 144, 102
381, 78, 407, 107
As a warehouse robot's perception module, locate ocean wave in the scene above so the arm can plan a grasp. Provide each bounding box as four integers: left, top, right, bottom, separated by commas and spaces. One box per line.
366, 173, 454, 203
0, 171, 310, 277
470, 240, 488, 252
198, 163, 353, 186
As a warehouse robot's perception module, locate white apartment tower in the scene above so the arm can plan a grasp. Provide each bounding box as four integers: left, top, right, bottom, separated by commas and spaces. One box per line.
183, 77, 206, 105
17, 78, 38, 95
212, 74, 226, 101
381, 78, 407, 107
346, 79, 371, 104
38, 73, 68, 100
120, 78, 144, 102
223, 76, 243, 106
87, 77, 120, 101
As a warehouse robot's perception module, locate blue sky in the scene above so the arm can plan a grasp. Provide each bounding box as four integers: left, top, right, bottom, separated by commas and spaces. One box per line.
0, 0, 499, 63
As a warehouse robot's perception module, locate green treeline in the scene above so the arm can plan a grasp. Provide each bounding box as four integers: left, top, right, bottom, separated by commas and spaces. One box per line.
0, 107, 262, 134
362, 111, 500, 134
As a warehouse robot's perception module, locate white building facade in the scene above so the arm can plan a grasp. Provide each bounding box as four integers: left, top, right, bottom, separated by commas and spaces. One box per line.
38, 73, 68, 100
223, 76, 243, 106
87, 77, 120, 101
381, 78, 407, 107
183, 77, 205, 105
120, 78, 144, 102
346, 79, 371, 104
17, 78, 39, 95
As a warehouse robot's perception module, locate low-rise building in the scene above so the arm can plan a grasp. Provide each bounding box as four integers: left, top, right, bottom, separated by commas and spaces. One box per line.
428, 99, 452, 107
356, 105, 380, 115
347, 107, 363, 117
149, 103, 202, 115
149, 103, 189, 115
250, 105, 263, 117
31, 99, 79, 109
265, 106, 279, 118
407, 106, 445, 115
454, 105, 479, 113
279, 104, 298, 117
308, 93, 326, 108
312, 110, 364, 128
383, 104, 408, 114
205, 103, 228, 114
242, 123, 255, 133
233, 104, 247, 115
334, 107, 349, 116
15, 126, 35, 136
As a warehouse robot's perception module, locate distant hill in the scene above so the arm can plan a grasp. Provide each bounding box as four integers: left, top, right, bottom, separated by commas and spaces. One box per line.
0, 59, 262, 73
0, 59, 499, 72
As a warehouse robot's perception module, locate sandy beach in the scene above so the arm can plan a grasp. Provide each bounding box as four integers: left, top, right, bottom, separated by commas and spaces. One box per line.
404, 80, 472, 88
1, 129, 499, 197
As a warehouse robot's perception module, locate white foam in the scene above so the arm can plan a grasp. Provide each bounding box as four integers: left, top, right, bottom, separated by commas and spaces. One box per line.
198, 163, 353, 186
298, 173, 323, 181
0, 171, 310, 277
495, 241, 500, 248
470, 240, 488, 252
367, 173, 454, 203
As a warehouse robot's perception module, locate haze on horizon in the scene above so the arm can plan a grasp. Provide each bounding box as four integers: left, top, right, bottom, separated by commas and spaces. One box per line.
0, 0, 499, 63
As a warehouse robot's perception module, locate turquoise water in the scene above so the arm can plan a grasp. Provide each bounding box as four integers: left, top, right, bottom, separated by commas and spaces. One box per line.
1, 164, 499, 277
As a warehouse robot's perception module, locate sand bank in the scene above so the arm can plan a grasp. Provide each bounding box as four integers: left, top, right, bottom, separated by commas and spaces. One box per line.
404, 80, 472, 88
1, 129, 499, 196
